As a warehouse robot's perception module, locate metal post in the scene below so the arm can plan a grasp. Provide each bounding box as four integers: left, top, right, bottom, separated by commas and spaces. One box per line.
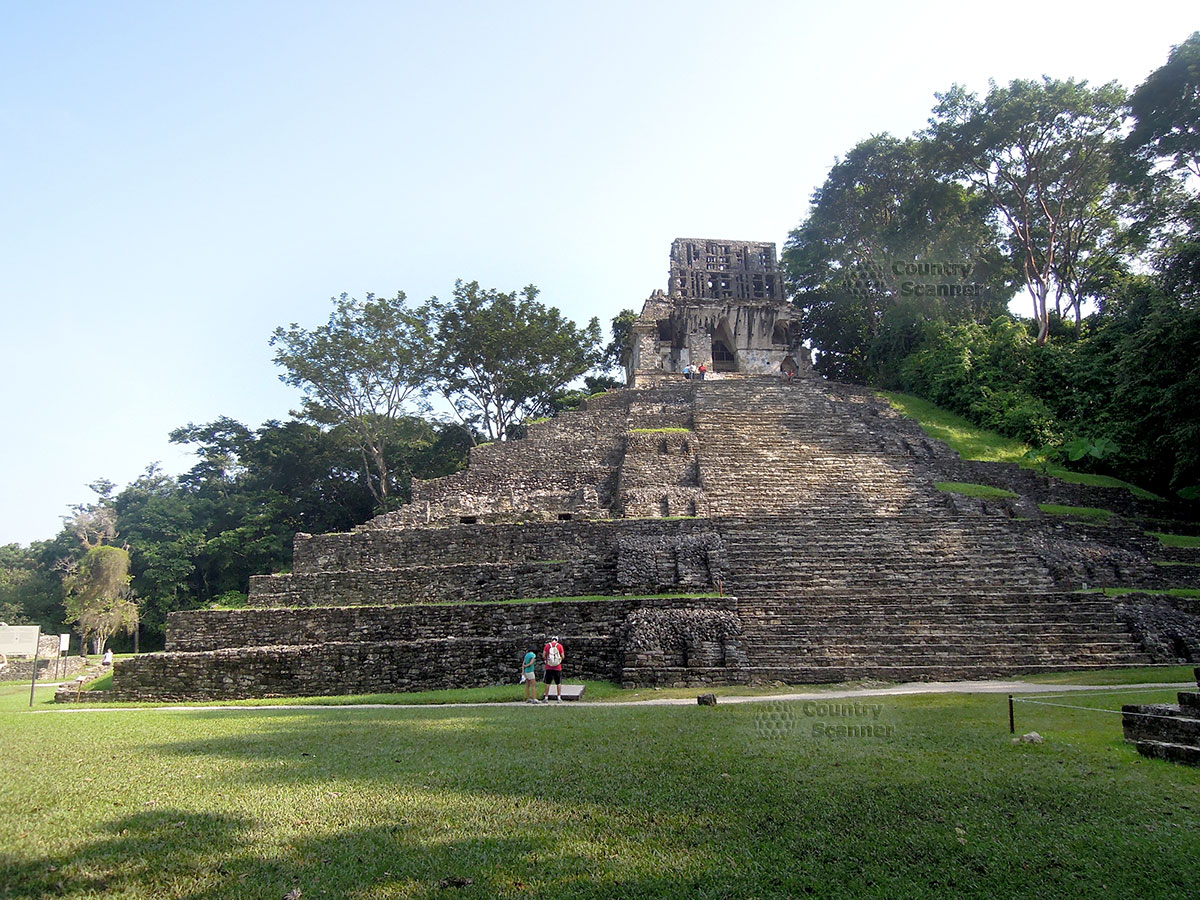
29, 629, 41, 708
1008, 694, 1015, 734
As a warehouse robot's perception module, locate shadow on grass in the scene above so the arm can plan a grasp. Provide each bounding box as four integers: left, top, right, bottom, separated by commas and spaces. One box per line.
9, 701, 1198, 898
0, 809, 248, 898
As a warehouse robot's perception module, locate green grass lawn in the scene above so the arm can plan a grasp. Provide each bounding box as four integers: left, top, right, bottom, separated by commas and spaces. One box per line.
879, 391, 1164, 501
2, 677, 1198, 899
1011, 665, 1196, 685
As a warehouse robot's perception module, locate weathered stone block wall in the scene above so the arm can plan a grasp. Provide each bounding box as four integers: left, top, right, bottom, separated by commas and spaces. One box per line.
361, 384, 702, 529
167, 596, 654, 652
4, 654, 87, 682
250, 561, 616, 608
1117, 594, 1200, 662
620, 606, 749, 687
251, 519, 730, 607
616, 533, 726, 592
115, 596, 742, 700
371, 406, 628, 529
113, 638, 619, 702
616, 430, 707, 518
2, 634, 86, 681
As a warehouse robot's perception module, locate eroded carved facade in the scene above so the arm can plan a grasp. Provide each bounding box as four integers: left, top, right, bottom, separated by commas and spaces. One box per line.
630, 238, 807, 384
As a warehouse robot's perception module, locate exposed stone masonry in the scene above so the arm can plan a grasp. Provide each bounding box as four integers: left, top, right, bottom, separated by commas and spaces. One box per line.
1123, 668, 1200, 766
668, 238, 784, 301
117, 596, 738, 701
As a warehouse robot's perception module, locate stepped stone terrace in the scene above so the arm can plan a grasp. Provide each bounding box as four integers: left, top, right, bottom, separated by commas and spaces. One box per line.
111, 241, 1200, 700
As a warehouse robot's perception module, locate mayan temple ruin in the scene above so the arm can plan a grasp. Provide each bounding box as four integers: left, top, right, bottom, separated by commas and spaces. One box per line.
112, 239, 1200, 700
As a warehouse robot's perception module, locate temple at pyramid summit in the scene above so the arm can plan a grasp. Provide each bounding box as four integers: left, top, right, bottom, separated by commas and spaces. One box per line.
110, 239, 1200, 700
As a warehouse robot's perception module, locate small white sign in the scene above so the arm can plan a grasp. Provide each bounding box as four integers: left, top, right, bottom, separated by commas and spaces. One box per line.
59, 633, 71, 653
0, 625, 41, 656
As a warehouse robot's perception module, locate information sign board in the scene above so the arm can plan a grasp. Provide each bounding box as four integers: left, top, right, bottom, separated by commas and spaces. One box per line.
0, 625, 41, 656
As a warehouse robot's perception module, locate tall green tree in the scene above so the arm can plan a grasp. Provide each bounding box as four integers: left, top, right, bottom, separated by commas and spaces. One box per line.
270, 292, 429, 508
0, 543, 63, 630
425, 280, 602, 442
782, 134, 1008, 382
929, 78, 1130, 342
603, 308, 638, 383
1128, 31, 1200, 181
64, 545, 138, 654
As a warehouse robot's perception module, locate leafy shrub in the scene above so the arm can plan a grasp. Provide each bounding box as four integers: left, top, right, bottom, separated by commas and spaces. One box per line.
969, 389, 1060, 445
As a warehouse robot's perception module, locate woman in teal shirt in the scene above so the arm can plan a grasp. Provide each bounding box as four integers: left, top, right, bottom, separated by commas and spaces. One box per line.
521, 649, 539, 703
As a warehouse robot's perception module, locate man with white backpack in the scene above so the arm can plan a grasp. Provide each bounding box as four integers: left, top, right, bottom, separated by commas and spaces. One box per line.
542, 635, 565, 702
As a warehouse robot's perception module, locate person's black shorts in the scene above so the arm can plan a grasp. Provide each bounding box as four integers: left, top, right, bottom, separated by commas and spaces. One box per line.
544, 668, 562, 685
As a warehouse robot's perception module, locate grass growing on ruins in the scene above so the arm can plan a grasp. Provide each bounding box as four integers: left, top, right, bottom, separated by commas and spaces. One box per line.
1148, 531, 1200, 548
880, 391, 1164, 500
84, 672, 114, 691
1038, 503, 1114, 523
628, 426, 692, 434
934, 481, 1019, 499
881, 391, 1029, 464
483, 592, 723, 606
2, 682, 1198, 899
1087, 587, 1200, 599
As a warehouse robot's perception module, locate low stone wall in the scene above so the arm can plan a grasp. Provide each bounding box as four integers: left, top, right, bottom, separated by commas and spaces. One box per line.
113, 636, 620, 701
250, 560, 617, 608
3, 654, 87, 682
289, 519, 717, 576
116, 596, 743, 700
166, 596, 665, 652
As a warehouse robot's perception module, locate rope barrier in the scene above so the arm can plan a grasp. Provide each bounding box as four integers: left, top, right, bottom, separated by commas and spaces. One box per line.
1007, 683, 1197, 734
1013, 698, 1193, 721
1017, 686, 1192, 701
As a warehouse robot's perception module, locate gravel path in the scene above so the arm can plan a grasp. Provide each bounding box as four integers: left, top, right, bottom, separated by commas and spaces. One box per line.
33, 679, 1192, 714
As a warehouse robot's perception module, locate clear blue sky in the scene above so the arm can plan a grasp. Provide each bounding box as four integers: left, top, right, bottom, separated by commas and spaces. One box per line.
1, 1, 1195, 545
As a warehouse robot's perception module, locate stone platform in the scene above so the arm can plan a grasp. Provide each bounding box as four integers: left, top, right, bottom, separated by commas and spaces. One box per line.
1123, 668, 1200, 766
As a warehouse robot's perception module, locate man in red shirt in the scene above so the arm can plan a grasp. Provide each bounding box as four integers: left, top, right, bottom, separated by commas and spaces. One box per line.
542, 635, 565, 702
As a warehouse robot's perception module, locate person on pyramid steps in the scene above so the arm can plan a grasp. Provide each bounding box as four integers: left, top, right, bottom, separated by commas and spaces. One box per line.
542, 635, 565, 702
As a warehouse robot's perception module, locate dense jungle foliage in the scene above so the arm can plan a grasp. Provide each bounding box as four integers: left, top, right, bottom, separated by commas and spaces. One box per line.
782, 32, 1200, 497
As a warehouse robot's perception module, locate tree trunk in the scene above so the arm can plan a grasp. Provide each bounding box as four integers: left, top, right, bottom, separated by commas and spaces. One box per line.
1033, 283, 1050, 346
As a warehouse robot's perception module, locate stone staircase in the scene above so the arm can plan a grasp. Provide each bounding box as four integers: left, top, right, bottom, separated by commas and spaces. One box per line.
693, 378, 946, 518
684, 377, 1158, 681
735, 593, 1155, 681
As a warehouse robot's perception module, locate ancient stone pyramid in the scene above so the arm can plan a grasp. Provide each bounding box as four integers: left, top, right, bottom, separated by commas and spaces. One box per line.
112, 241, 1199, 700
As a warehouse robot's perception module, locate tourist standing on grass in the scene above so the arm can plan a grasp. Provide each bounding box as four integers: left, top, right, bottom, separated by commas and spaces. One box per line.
521, 648, 539, 703
542, 635, 565, 702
